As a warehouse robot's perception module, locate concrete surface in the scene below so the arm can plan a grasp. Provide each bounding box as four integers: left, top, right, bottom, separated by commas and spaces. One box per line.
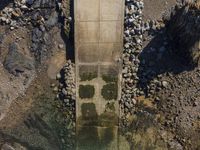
75, 0, 124, 149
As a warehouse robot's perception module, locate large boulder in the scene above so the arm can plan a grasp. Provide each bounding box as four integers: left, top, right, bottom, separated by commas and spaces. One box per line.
4, 42, 35, 75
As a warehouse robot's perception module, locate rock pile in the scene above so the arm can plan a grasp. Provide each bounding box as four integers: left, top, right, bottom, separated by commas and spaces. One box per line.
120, 0, 145, 124
55, 60, 76, 149
0, 0, 58, 24
0, 1, 26, 29
120, 0, 200, 148
56, 60, 76, 105
121, 0, 169, 127
0, 0, 71, 63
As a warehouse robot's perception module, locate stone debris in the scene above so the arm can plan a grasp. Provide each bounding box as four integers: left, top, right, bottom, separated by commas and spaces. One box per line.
120, 0, 176, 121
56, 60, 76, 112
0, 0, 71, 63
162, 80, 168, 88
55, 60, 76, 149
120, 0, 145, 123
120, 1, 200, 149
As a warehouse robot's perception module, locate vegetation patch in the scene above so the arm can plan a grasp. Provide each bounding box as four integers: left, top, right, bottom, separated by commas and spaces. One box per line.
102, 74, 118, 83
80, 72, 97, 81
105, 102, 116, 112
101, 83, 118, 100
79, 85, 95, 99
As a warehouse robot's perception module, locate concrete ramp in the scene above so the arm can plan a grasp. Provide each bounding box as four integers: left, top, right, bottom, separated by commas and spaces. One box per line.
75, 0, 124, 149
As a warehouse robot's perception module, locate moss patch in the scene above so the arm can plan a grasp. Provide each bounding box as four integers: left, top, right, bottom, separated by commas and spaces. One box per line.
80, 72, 97, 81
79, 85, 95, 99
102, 74, 118, 83
105, 102, 116, 112
101, 83, 118, 100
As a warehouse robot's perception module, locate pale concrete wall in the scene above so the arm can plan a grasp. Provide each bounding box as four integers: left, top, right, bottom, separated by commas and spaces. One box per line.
75, 0, 124, 149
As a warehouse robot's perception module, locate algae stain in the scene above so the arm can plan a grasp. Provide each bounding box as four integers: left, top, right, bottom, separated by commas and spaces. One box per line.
77, 103, 118, 150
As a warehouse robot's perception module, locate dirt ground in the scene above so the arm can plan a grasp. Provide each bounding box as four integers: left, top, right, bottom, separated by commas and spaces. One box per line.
137, 0, 200, 149
0, 63, 74, 150
0, 20, 71, 150
143, 0, 177, 21
0, 0, 199, 150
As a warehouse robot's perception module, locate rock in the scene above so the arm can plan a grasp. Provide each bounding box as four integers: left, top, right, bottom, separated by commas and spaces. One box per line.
155, 97, 160, 102
10, 26, 14, 30
132, 98, 137, 105
62, 88, 68, 95
50, 83, 55, 87
4, 43, 35, 75
162, 81, 168, 88
56, 73, 61, 80
20, 5, 28, 10
53, 86, 58, 92
32, 28, 43, 43
193, 101, 198, 107
31, 28, 53, 63
26, 0, 34, 5
64, 99, 69, 103
58, 44, 64, 49
45, 11, 58, 29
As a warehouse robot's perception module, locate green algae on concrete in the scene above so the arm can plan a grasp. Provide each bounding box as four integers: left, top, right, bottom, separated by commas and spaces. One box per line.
75, 0, 124, 148
79, 103, 99, 126
77, 126, 117, 150
101, 83, 118, 100
102, 74, 118, 83
79, 85, 95, 99
77, 102, 118, 150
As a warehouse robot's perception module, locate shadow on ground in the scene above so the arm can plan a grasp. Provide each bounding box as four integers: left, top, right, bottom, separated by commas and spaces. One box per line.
0, 0, 13, 10
136, 29, 195, 97
58, 0, 75, 62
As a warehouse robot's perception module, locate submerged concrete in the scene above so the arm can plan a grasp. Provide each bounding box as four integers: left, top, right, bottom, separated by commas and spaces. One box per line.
75, 0, 124, 149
